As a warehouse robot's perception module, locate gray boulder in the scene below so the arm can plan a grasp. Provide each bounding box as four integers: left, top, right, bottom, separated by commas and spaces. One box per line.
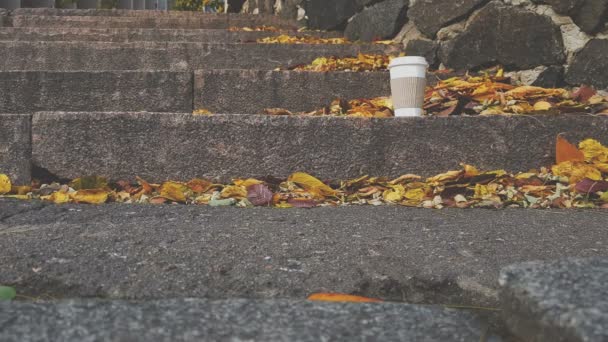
532, 0, 608, 34
305, 0, 374, 30
405, 39, 438, 67
500, 258, 608, 342
345, 0, 409, 42
571, 0, 608, 34
565, 39, 608, 88
439, 1, 565, 70
530, 0, 583, 13
408, 0, 489, 38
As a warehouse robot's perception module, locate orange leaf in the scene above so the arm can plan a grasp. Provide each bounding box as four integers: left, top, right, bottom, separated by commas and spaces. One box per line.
307, 293, 382, 303
556, 135, 585, 164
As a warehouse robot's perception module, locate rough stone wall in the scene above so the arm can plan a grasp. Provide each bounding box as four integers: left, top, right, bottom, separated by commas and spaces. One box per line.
245, 0, 608, 88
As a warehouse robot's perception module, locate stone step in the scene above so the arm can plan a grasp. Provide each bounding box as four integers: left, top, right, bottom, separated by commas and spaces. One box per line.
1, 200, 607, 309
500, 258, 608, 342
7, 14, 299, 30
0, 41, 395, 71
10, 8, 294, 20
0, 27, 341, 43
0, 298, 493, 342
14, 113, 606, 183
0, 70, 393, 114
0, 71, 193, 113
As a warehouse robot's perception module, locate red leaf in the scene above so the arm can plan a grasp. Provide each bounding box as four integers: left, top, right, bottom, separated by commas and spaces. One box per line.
247, 184, 273, 206
556, 135, 585, 164
572, 85, 596, 103
287, 198, 317, 208
574, 178, 608, 194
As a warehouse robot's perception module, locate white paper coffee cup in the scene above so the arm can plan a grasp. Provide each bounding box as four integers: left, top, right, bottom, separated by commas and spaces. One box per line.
388, 56, 428, 117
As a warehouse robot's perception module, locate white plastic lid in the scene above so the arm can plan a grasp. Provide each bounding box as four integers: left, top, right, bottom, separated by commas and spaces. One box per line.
388, 56, 429, 69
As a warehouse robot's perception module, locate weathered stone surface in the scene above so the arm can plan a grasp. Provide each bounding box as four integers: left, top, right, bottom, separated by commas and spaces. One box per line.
195, 70, 391, 113
10, 14, 298, 29
0, 27, 341, 43
439, 1, 565, 70
565, 39, 608, 88
0, 9, 8, 27
532, 65, 564, 87
404, 39, 438, 67
571, 0, 608, 34
0, 299, 492, 342
2, 202, 608, 308
408, 0, 488, 37
0, 114, 31, 186
0, 71, 193, 113
530, 0, 583, 14
531, 0, 608, 34
500, 258, 608, 342
31, 113, 608, 182
0, 41, 394, 71
305, 0, 374, 30
344, 0, 409, 42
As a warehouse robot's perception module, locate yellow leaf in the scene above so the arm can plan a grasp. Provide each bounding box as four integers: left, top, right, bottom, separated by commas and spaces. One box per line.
47, 191, 71, 204
193, 108, 212, 116
11, 185, 31, 195
220, 185, 247, 199
533, 101, 552, 111
427, 170, 463, 184
600, 192, 608, 203
233, 178, 264, 189
159, 182, 189, 203
308, 293, 382, 303
383, 184, 405, 203
404, 188, 426, 201
288, 172, 336, 197
552, 161, 602, 184
0, 174, 11, 195
70, 189, 109, 204
462, 164, 480, 178
474, 184, 490, 199
69, 176, 108, 190
579, 139, 608, 163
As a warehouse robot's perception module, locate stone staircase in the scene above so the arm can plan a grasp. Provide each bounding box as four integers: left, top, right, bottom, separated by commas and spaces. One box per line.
1, 7, 608, 342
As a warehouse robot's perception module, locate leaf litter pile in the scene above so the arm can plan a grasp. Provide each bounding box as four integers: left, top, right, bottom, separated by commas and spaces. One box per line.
258, 35, 394, 45
263, 66, 608, 117
1, 137, 608, 209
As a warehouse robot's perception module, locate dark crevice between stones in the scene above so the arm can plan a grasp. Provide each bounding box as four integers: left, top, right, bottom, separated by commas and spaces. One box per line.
31, 164, 71, 185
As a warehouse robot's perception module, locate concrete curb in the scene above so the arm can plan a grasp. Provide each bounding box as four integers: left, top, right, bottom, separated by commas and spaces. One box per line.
0, 114, 30, 185
0, 27, 341, 43
0, 41, 395, 71
29, 112, 608, 182
0, 71, 193, 113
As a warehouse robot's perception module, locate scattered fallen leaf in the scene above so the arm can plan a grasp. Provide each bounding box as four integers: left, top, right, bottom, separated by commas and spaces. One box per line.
287, 198, 317, 208
220, 185, 248, 199
308, 293, 382, 303
0, 174, 11, 195
556, 135, 585, 164
159, 182, 189, 203
288, 172, 336, 197
69, 176, 108, 190
70, 189, 109, 204
0, 286, 16, 301
574, 178, 608, 194
247, 184, 274, 206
